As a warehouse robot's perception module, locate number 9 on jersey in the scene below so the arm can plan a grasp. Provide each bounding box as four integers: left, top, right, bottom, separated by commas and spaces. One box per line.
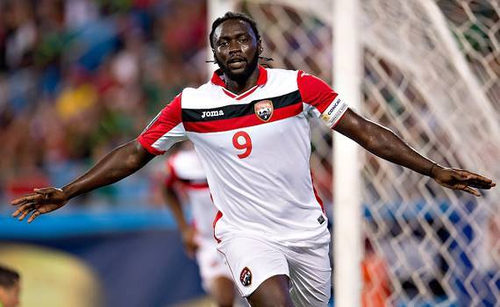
232, 131, 252, 159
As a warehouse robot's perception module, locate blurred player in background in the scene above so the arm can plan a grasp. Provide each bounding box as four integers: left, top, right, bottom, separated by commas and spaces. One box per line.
11, 12, 495, 307
0, 265, 20, 307
163, 141, 236, 307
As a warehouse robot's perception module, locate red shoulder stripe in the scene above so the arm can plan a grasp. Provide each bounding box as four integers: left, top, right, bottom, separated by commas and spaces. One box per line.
138, 94, 183, 155
297, 70, 338, 113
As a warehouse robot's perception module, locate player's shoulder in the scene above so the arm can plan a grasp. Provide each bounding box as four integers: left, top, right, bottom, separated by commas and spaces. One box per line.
180, 81, 219, 109
265, 67, 299, 79
180, 84, 208, 99
182, 81, 213, 94
262, 67, 300, 94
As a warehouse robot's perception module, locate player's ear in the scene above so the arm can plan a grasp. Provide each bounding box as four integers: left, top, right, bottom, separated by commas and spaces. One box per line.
258, 40, 263, 55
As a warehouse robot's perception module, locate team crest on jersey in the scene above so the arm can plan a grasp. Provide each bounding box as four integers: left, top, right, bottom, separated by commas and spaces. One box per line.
240, 267, 252, 286
254, 100, 274, 122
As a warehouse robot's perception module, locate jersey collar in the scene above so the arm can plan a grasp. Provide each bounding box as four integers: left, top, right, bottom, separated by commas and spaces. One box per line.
210, 65, 268, 88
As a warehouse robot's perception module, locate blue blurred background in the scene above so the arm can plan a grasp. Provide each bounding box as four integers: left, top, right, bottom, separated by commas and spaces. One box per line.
0, 0, 210, 306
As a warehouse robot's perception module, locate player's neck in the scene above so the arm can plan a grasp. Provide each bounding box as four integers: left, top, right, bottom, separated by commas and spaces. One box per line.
224, 67, 260, 95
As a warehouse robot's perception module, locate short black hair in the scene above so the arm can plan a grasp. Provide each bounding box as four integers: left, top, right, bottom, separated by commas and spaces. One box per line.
209, 12, 261, 49
0, 265, 19, 288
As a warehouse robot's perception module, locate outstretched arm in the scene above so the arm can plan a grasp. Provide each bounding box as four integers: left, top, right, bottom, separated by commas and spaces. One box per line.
11, 139, 155, 222
334, 108, 496, 196
62, 140, 155, 199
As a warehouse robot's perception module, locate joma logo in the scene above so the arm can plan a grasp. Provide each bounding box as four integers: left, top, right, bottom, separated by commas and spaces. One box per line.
201, 110, 224, 118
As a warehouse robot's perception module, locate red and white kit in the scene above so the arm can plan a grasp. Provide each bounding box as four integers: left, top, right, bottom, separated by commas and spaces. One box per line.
165, 148, 232, 292
139, 66, 348, 305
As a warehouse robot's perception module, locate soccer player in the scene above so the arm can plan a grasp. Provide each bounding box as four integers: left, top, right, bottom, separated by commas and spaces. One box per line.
0, 265, 20, 307
11, 12, 495, 307
163, 142, 236, 307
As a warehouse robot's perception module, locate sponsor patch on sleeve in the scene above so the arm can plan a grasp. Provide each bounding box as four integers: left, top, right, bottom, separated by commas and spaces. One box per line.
320, 96, 348, 128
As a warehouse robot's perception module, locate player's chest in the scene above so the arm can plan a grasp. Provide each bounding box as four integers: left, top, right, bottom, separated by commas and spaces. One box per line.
182, 88, 306, 158
187, 115, 307, 161
182, 86, 302, 128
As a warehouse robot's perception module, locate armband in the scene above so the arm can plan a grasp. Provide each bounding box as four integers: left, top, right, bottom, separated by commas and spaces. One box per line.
320, 96, 348, 128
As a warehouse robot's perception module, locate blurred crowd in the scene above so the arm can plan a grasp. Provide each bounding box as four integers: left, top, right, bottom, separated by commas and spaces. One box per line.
0, 0, 208, 207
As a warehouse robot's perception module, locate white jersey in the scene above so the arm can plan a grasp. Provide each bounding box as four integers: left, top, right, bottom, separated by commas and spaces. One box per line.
164, 149, 216, 239
139, 66, 348, 247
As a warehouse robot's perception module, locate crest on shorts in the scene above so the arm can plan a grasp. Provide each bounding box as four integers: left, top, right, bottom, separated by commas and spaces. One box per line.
240, 267, 252, 286
254, 100, 274, 122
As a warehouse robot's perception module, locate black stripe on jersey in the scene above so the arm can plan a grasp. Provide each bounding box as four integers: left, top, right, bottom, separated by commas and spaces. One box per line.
178, 178, 208, 185
182, 90, 301, 122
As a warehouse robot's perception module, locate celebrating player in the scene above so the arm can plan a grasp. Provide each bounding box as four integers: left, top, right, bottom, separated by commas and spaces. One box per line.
163, 142, 237, 307
11, 12, 495, 307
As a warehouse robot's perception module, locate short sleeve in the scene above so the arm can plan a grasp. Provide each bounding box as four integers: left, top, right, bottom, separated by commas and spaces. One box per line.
138, 94, 187, 155
297, 70, 349, 128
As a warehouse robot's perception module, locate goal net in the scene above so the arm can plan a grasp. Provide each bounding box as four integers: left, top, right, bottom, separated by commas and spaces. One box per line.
209, 0, 500, 305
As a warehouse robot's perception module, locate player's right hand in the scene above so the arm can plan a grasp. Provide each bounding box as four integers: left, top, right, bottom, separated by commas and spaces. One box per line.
11, 187, 68, 223
181, 226, 199, 258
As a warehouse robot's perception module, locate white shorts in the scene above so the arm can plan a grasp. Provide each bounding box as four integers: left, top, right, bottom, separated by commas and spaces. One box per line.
196, 236, 233, 292
217, 234, 331, 306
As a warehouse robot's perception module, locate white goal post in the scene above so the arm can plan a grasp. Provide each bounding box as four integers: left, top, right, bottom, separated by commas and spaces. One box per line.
207, 1, 500, 306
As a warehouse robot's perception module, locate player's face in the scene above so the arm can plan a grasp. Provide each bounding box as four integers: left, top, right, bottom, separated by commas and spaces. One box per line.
212, 19, 260, 82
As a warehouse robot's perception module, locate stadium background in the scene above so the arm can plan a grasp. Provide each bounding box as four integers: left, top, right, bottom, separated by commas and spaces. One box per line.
0, 0, 499, 306
0, 0, 209, 306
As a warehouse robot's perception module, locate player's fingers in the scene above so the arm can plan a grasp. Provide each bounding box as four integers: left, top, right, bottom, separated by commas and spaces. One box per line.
12, 203, 34, 218
471, 177, 495, 186
11, 207, 24, 218
17, 210, 31, 221
10, 194, 40, 206
17, 206, 37, 221
11, 209, 20, 217
34, 187, 57, 195
455, 170, 492, 183
10, 198, 29, 207
27, 210, 42, 223
467, 179, 495, 189
453, 182, 479, 196
461, 186, 480, 197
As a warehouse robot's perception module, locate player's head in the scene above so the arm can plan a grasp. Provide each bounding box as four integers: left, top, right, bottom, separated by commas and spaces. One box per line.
0, 265, 20, 307
209, 12, 262, 82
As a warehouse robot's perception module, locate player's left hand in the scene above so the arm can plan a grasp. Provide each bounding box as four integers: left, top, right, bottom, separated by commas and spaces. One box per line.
431, 167, 496, 196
